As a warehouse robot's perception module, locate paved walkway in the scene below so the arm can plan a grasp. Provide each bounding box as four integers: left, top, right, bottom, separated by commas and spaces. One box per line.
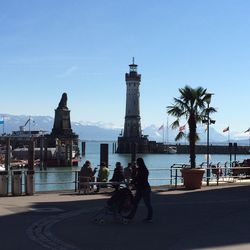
0, 183, 250, 250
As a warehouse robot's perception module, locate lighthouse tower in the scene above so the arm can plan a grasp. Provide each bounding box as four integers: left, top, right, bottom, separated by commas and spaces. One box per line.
117, 59, 149, 153
124, 58, 142, 138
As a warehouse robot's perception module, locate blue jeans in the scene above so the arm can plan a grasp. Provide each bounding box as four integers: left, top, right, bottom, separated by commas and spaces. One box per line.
129, 189, 153, 220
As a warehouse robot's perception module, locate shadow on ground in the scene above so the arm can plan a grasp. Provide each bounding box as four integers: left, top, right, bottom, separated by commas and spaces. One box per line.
0, 185, 250, 250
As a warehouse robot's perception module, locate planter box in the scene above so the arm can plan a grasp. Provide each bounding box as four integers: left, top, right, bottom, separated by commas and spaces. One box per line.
181, 168, 205, 189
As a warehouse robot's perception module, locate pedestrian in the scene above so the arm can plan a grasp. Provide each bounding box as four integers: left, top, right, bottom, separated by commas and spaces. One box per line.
125, 157, 153, 222
79, 160, 96, 180
79, 160, 96, 193
109, 161, 125, 191
130, 161, 137, 190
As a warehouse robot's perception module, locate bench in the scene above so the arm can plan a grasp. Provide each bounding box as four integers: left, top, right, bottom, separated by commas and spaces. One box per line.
78, 179, 127, 194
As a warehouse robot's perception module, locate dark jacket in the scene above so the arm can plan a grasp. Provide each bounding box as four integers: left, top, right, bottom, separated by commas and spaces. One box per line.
132, 166, 151, 191
110, 166, 125, 182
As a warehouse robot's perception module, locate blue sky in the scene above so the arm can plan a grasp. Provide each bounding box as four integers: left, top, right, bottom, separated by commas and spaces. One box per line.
1, 0, 250, 138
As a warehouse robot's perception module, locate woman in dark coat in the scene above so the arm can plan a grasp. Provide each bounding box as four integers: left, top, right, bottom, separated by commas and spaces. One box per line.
126, 157, 153, 222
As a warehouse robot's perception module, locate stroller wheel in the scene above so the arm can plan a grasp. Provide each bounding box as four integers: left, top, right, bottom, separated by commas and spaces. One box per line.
93, 218, 99, 223
99, 219, 105, 225
122, 218, 129, 224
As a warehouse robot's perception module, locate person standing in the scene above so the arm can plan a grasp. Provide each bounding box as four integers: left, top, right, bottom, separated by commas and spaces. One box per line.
126, 157, 153, 222
124, 163, 132, 188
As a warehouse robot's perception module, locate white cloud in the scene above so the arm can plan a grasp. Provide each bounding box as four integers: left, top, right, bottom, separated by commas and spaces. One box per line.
56, 66, 78, 78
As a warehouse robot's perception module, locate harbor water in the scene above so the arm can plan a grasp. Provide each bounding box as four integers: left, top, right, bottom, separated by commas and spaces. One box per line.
32, 141, 249, 192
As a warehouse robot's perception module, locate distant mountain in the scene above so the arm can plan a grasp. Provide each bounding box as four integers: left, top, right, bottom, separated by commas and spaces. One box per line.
0, 114, 121, 141
1, 113, 247, 144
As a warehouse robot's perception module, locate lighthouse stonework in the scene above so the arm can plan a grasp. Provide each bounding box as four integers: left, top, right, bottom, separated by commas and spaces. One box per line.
117, 60, 150, 153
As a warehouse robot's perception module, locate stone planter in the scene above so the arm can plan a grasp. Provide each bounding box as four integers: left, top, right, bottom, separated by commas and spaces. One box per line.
181, 168, 205, 189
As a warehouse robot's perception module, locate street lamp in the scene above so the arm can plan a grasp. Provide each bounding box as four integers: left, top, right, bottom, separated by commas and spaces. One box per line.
202, 93, 215, 186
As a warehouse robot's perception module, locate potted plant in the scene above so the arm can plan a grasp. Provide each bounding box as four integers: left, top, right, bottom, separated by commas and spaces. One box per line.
167, 85, 216, 189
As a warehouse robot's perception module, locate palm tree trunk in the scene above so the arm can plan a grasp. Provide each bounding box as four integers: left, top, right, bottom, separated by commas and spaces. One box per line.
189, 114, 196, 168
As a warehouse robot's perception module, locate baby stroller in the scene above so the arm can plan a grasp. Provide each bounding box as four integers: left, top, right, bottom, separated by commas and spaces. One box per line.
92, 187, 133, 225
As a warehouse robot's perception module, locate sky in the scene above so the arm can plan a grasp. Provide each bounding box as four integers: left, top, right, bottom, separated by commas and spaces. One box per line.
1, 0, 250, 138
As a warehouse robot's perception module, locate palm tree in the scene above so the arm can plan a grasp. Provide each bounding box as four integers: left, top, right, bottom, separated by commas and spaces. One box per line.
167, 85, 216, 168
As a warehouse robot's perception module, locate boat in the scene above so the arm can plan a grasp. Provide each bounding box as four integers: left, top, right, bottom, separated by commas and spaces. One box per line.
0, 164, 5, 171
167, 146, 177, 154
12, 147, 79, 167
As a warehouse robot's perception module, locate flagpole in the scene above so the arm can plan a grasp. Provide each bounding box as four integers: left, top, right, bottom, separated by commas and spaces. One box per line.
2, 115, 4, 134
166, 117, 169, 145
29, 116, 31, 135
249, 128, 250, 147
162, 123, 165, 143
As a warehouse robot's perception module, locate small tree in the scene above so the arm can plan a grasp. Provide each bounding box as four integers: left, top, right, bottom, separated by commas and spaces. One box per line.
167, 85, 216, 168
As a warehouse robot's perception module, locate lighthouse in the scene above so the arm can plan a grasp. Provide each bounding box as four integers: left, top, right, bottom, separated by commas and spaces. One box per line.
124, 58, 142, 138
117, 59, 149, 153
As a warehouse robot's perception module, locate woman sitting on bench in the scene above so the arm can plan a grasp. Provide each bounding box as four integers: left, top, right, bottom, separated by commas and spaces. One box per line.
95, 162, 110, 193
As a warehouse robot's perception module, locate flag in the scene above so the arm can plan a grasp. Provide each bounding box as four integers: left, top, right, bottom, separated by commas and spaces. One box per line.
223, 126, 229, 133
244, 128, 250, 133
158, 124, 164, 131
0, 120, 4, 125
179, 125, 185, 132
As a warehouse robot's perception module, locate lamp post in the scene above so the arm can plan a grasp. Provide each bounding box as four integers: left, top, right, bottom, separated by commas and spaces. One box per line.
202, 93, 215, 186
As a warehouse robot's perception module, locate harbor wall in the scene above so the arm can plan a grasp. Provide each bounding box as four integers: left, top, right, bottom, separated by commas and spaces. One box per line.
175, 144, 250, 154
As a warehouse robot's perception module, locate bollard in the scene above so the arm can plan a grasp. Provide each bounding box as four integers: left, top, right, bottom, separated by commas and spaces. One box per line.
12, 171, 22, 196
112, 142, 116, 153
81, 141, 86, 156
25, 170, 35, 195
100, 144, 109, 167
0, 171, 8, 196
233, 143, 237, 162
131, 143, 137, 163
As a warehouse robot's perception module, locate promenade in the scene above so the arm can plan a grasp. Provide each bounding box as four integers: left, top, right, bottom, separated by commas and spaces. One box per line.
0, 183, 250, 250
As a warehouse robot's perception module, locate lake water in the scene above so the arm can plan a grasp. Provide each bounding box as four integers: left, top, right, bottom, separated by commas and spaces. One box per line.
33, 141, 250, 192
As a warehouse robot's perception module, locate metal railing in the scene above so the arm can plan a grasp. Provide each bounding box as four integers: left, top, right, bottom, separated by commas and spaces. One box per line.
4, 161, 250, 193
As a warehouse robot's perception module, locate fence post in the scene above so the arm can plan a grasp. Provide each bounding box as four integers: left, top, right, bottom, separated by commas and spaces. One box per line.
170, 165, 173, 186
75, 171, 78, 192
175, 169, 178, 188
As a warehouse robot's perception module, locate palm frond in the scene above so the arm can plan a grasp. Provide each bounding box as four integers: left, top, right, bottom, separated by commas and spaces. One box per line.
171, 120, 180, 129
175, 131, 185, 141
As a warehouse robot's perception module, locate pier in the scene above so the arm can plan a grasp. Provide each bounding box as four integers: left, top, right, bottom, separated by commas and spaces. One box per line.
174, 143, 250, 154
